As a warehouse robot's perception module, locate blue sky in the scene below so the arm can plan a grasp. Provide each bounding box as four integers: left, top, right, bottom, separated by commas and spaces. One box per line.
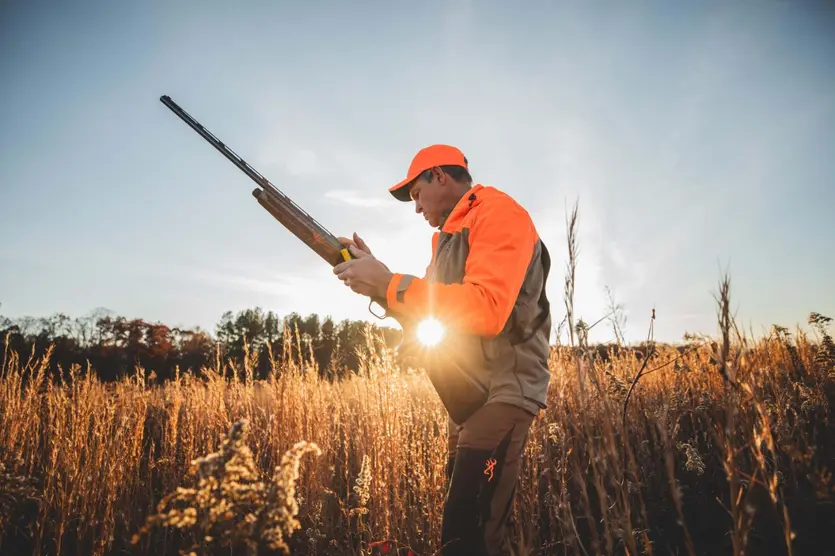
1, 0, 833, 344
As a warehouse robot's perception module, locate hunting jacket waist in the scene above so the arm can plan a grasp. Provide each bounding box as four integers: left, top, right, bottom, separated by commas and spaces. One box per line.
386, 184, 552, 424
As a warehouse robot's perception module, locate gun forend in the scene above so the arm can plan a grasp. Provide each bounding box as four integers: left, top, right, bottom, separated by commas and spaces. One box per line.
252, 188, 349, 267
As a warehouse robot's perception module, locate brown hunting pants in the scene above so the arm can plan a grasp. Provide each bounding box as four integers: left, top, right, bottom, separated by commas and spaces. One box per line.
442, 402, 536, 556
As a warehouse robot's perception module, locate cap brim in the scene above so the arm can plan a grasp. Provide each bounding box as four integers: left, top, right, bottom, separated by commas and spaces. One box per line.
388, 177, 414, 202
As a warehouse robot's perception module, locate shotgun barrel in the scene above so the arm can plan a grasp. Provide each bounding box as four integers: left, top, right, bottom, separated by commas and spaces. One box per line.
160, 95, 349, 267
159, 94, 389, 318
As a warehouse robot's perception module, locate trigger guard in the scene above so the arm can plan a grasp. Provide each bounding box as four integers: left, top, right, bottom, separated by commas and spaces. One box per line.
368, 298, 387, 319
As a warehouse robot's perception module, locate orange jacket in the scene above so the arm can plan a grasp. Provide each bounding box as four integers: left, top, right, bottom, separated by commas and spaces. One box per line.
386, 184, 539, 336
385, 184, 552, 423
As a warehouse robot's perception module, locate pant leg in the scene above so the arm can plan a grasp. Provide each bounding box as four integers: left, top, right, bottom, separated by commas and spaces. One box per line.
440, 402, 536, 556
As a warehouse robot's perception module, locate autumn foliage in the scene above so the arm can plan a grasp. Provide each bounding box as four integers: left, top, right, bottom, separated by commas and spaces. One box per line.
0, 306, 402, 383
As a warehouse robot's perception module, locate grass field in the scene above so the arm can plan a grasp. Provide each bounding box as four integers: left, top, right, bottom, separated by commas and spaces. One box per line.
1, 298, 833, 555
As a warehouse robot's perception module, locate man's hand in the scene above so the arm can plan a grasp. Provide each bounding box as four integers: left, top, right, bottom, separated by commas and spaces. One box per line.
338, 232, 392, 272
334, 244, 393, 299
338, 232, 373, 257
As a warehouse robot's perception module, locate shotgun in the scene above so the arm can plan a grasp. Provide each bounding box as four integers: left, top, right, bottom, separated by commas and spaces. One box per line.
159, 95, 389, 319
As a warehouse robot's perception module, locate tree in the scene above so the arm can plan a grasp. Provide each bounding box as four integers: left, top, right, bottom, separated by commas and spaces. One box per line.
316, 316, 337, 377
146, 323, 174, 360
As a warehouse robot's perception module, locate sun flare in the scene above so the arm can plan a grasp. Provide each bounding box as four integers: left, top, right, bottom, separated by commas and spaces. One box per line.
416, 317, 445, 347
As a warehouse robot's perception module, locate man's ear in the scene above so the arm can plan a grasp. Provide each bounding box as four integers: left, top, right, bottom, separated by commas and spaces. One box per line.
433, 167, 446, 186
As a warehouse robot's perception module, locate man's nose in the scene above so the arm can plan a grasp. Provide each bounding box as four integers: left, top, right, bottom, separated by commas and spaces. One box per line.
414, 202, 423, 214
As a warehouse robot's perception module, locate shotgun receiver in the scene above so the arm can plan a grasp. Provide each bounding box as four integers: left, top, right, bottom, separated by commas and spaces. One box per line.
159, 95, 388, 318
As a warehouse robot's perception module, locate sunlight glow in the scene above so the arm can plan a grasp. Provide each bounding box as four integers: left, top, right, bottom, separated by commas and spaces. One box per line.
416, 317, 445, 347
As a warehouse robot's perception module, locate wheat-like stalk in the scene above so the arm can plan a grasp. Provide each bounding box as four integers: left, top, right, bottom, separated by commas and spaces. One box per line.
131, 419, 321, 555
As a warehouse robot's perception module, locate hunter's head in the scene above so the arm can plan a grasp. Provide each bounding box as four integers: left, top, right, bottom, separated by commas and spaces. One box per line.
388, 144, 473, 229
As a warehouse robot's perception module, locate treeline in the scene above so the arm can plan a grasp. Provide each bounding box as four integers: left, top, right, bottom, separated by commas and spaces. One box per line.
0, 306, 402, 383
0, 304, 709, 385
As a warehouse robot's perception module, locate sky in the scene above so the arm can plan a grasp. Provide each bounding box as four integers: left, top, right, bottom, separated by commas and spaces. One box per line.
1, 0, 833, 345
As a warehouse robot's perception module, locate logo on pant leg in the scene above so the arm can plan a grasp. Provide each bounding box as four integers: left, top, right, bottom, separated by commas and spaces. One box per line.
484, 457, 497, 482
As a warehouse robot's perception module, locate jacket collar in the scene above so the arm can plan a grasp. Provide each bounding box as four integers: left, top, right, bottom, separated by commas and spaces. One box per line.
439, 184, 485, 232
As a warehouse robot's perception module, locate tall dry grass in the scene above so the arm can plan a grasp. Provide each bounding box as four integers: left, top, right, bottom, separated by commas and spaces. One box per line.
0, 305, 833, 555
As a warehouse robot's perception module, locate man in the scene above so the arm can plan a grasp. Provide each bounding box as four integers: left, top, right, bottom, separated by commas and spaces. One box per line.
333, 144, 552, 555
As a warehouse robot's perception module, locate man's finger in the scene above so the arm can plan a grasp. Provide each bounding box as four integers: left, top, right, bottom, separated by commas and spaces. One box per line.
333, 260, 354, 274
354, 232, 370, 253
348, 245, 368, 258
350, 282, 369, 295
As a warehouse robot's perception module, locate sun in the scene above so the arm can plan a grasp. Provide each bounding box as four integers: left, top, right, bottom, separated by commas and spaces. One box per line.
416, 317, 445, 347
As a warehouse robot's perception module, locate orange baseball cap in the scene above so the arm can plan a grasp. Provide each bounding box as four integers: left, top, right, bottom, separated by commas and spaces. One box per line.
388, 144, 468, 202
